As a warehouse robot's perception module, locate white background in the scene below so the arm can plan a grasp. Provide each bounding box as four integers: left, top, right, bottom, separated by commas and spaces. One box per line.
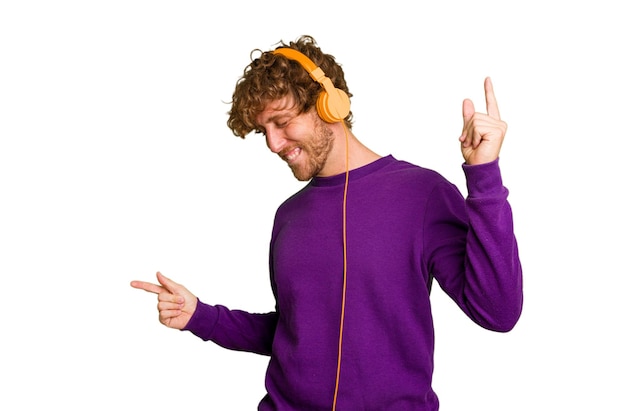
1, 1, 624, 410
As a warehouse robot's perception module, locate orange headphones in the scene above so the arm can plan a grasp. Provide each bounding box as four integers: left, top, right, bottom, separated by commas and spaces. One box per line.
273, 47, 351, 124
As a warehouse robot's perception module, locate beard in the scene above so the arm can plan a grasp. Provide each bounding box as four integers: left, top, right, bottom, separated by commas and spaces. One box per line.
288, 121, 334, 181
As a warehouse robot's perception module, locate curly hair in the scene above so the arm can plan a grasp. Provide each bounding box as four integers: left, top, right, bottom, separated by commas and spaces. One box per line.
227, 35, 353, 138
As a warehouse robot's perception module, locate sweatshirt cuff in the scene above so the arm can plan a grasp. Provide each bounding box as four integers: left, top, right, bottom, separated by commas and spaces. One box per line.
462, 158, 506, 199
181, 299, 219, 341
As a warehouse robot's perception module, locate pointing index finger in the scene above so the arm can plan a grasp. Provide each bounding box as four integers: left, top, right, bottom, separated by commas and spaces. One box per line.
130, 280, 163, 295
484, 77, 501, 120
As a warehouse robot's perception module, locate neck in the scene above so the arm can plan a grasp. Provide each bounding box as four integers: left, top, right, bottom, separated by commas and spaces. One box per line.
318, 122, 382, 177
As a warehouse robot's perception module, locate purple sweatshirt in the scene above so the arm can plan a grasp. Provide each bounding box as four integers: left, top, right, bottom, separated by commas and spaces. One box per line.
184, 155, 523, 410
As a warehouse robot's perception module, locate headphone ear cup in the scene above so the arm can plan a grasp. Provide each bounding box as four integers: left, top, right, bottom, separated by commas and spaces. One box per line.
317, 88, 351, 123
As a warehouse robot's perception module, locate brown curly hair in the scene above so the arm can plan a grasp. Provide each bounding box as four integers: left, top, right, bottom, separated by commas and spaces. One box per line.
227, 35, 353, 138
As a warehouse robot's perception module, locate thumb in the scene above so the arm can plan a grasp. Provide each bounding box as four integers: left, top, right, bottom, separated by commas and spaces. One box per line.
156, 271, 181, 293
462, 98, 475, 125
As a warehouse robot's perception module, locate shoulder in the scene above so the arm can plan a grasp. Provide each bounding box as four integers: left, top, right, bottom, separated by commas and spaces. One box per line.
382, 156, 451, 187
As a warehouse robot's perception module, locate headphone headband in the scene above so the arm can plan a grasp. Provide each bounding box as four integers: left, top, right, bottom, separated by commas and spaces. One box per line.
272, 47, 350, 123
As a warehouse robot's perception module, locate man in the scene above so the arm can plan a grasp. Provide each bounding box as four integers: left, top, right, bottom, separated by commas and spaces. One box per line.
131, 35, 523, 410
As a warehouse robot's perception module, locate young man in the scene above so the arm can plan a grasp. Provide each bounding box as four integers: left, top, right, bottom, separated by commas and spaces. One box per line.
131, 35, 523, 410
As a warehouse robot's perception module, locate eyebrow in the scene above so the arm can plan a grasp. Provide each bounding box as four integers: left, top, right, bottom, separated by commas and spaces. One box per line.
268, 113, 292, 123
258, 111, 293, 128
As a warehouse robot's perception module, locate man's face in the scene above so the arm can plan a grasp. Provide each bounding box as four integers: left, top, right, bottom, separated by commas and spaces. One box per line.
255, 97, 334, 181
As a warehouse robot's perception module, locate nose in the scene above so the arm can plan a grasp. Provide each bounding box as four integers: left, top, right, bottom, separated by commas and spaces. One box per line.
265, 127, 287, 154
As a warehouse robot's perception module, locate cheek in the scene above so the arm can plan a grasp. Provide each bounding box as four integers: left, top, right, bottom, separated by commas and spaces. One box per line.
285, 122, 306, 139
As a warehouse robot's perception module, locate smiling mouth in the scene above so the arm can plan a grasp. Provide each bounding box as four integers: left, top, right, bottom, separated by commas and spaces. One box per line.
282, 147, 302, 163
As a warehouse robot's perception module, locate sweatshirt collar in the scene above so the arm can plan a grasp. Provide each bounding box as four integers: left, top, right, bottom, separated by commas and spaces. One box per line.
309, 155, 395, 187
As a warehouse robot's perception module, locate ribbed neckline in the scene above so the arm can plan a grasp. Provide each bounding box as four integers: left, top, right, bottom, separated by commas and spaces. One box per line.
309, 155, 395, 187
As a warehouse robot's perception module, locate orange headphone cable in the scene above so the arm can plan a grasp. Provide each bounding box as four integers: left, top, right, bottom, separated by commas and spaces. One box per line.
332, 121, 350, 411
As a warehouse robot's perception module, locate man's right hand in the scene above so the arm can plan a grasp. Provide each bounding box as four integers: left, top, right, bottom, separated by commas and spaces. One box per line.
131, 272, 198, 330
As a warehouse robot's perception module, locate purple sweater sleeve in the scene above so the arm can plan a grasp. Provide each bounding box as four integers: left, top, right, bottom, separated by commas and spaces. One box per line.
182, 300, 277, 355
426, 158, 523, 331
